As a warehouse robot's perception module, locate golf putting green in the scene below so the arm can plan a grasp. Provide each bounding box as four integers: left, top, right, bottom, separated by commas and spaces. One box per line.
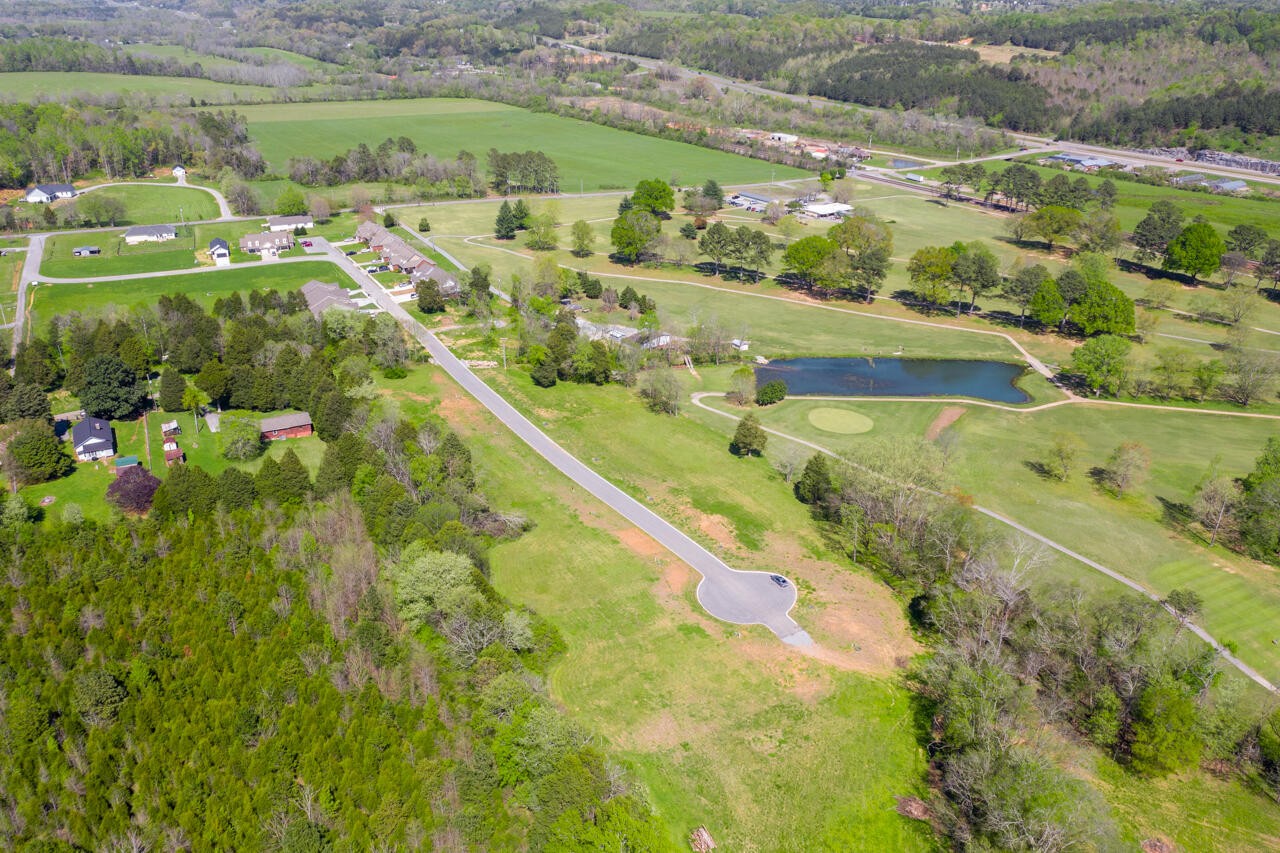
806, 407, 874, 435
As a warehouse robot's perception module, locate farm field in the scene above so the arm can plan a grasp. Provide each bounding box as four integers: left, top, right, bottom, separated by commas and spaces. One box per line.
0, 72, 275, 104
122, 43, 250, 71
695, 390, 1280, 684
230, 98, 810, 188
377, 364, 938, 852
80, 184, 220, 226
22, 409, 323, 524
28, 260, 350, 328
237, 46, 338, 71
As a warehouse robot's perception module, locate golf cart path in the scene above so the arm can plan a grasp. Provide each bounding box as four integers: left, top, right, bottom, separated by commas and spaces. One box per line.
690, 391, 1277, 693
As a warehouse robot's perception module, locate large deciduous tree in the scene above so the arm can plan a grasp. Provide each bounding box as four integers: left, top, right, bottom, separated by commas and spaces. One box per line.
1164, 222, 1226, 284
630, 179, 675, 217
828, 214, 893, 302
106, 465, 162, 513
610, 210, 661, 263
1071, 335, 1132, 396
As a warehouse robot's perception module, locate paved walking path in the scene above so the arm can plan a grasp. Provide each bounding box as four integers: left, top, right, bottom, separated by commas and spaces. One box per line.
689, 391, 1278, 692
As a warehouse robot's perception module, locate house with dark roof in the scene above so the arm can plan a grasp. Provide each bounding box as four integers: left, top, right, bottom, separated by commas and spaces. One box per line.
239, 232, 294, 256
208, 238, 231, 262
124, 224, 177, 245
25, 183, 77, 204
266, 214, 315, 232
72, 417, 116, 461
259, 412, 313, 441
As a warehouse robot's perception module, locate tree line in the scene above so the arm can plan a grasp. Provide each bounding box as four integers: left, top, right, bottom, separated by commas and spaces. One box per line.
287, 136, 487, 197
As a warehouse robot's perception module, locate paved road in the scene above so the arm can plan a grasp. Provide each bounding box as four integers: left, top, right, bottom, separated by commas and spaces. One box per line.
313, 236, 813, 644
689, 391, 1278, 692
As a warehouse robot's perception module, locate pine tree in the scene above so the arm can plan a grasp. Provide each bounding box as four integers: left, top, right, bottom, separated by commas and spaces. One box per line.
731, 413, 767, 456
795, 454, 833, 504
495, 200, 518, 240
511, 199, 531, 229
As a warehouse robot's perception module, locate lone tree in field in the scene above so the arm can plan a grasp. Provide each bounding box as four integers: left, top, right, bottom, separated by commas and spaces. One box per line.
417, 217, 430, 232
274, 186, 307, 216
631, 178, 675, 217
727, 366, 756, 406
494, 201, 518, 240
570, 219, 595, 257
1105, 441, 1150, 496
731, 413, 767, 456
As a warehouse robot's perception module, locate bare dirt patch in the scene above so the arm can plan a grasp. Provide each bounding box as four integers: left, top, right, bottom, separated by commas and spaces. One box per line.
925, 405, 967, 440
615, 526, 664, 557
695, 511, 737, 550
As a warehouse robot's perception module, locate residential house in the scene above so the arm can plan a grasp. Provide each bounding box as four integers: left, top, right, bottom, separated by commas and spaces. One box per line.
208, 238, 231, 263
172, 165, 186, 178
72, 417, 116, 461
259, 412, 313, 441
124, 224, 177, 245
72, 246, 100, 257
300, 279, 359, 317
266, 214, 315, 232
239, 232, 294, 256
355, 219, 390, 250
24, 183, 77, 204
353, 220, 460, 296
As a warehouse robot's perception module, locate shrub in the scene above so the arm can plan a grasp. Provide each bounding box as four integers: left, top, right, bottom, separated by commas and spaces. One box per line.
756, 379, 787, 406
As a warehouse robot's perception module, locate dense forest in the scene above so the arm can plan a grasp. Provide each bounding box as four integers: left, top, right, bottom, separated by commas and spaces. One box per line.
0, 282, 675, 848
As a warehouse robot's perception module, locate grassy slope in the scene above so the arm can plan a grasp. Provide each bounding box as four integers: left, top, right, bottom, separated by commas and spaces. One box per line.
28, 260, 348, 327
236, 47, 337, 71
0, 247, 20, 318
82, 184, 219, 225
230, 98, 810, 189
380, 365, 937, 851
0, 72, 274, 102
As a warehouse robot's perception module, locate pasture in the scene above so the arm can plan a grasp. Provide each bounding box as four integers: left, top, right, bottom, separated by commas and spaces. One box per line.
0, 72, 274, 104
230, 98, 810, 189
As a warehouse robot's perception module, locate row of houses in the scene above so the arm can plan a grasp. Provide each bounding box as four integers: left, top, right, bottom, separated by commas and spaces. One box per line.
354, 220, 460, 295
71, 412, 314, 463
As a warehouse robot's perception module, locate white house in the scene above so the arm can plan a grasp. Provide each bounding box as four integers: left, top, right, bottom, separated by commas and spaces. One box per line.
25, 183, 77, 204
239, 232, 294, 256
769, 132, 799, 144
266, 214, 314, 232
803, 202, 853, 219
124, 224, 177, 245
72, 417, 116, 462
208, 237, 231, 265
172, 165, 186, 178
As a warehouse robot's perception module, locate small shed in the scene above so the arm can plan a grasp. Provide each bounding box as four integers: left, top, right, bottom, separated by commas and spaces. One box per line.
164, 447, 186, 467
259, 411, 313, 441
160, 420, 181, 437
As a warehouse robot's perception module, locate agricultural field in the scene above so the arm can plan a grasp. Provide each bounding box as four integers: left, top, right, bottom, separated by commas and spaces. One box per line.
230, 98, 810, 188
236, 46, 338, 71
122, 43, 251, 71
0, 72, 275, 104
21, 409, 323, 524
27, 260, 350, 328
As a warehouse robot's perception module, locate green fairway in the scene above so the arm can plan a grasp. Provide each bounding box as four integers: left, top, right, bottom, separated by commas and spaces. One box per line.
29, 260, 349, 327
80, 184, 219, 225
0, 72, 274, 104
230, 98, 811, 189
378, 365, 937, 851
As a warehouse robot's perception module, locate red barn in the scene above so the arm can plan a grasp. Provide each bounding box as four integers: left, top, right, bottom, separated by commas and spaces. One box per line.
259, 412, 313, 441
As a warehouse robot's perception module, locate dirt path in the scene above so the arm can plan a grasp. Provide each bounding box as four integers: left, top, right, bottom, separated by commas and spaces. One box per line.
925, 405, 967, 440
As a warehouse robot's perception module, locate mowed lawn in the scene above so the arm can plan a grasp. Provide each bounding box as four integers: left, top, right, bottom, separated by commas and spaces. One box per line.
231, 98, 810, 189
81, 184, 220, 225
40, 221, 278, 279
378, 365, 937, 852
0, 72, 275, 103
704, 390, 1280, 684
28, 260, 350, 327
22, 409, 323, 524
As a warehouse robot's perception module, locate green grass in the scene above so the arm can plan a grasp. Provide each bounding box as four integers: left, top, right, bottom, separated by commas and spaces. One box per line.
29, 260, 349, 327
21, 409, 324, 523
229, 98, 811, 188
41, 222, 286, 278
0, 248, 21, 321
236, 47, 337, 71
377, 364, 938, 851
710, 391, 1280, 684
122, 44, 250, 71
0, 72, 275, 104
81, 184, 219, 225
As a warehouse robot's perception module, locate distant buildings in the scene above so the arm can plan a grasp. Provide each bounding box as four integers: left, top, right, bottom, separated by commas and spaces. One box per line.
239, 232, 293, 256
353, 220, 460, 296
124, 224, 177, 245
266, 214, 315, 232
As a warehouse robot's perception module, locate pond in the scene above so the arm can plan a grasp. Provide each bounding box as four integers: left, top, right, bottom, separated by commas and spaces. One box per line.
755, 357, 1030, 404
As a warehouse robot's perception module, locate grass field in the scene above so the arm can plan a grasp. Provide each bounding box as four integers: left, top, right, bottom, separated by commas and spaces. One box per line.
0, 248, 20, 322
123, 44, 250, 71
80, 184, 220, 226
0, 72, 275, 104
40, 220, 291, 279
378, 364, 938, 851
236, 47, 337, 71
28, 260, 349, 328
229, 98, 811, 188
